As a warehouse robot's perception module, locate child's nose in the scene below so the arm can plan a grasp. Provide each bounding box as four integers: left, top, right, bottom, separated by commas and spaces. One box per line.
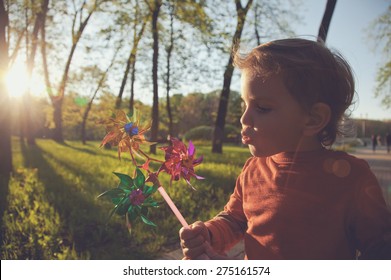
240, 108, 252, 127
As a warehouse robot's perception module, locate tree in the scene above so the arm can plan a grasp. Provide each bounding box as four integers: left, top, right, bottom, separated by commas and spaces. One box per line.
81, 48, 118, 144
317, 0, 337, 42
145, 0, 162, 154
115, 0, 149, 111
158, 92, 183, 137
143, 0, 211, 151
251, 0, 298, 45
369, 5, 391, 108
162, 0, 212, 138
23, 0, 50, 145
0, 0, 12, 178
253, 1, 262, 45
41, 0, 103, 142
212, 0, 253, 153
164, 1, 174, 137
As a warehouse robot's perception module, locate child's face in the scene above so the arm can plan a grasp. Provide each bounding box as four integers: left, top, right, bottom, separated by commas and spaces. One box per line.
240, 72, 311, 157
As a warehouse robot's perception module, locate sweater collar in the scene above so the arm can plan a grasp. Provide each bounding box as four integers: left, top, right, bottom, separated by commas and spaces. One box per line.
270, 148, 328, 164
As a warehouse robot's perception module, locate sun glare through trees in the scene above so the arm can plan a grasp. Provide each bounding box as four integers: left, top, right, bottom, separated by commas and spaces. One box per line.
5, 60, 46, 98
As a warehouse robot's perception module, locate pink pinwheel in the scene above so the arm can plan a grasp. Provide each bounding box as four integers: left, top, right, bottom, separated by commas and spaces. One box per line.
158, 138, 203, 189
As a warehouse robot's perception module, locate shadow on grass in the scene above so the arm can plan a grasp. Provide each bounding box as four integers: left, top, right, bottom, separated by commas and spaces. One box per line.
37, 148, 114, 194
19, 141, 148, 259
58, 141, 102, 156
0, 173, 10, 253
59, 141, 136, 163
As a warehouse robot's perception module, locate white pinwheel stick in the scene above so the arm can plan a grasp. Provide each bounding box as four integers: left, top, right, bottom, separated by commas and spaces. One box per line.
147, 173, 189, 229
158, 186, 189, 228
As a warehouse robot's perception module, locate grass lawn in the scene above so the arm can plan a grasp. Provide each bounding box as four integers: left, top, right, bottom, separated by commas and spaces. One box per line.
0, 138, 250, 259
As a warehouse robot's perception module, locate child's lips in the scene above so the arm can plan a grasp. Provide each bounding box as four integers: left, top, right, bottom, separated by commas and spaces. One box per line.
241, 132, 252, 144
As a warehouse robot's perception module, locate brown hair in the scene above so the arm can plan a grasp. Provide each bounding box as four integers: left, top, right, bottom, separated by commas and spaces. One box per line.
233, 38, 355, 146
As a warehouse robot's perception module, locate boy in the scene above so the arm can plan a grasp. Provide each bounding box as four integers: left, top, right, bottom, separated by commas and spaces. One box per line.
179, 38, 391, 260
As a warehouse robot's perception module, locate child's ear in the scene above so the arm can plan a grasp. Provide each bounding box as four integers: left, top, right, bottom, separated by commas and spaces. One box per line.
303, 102, 331, 136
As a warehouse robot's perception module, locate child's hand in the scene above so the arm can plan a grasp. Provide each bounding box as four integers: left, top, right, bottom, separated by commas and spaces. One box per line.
179, 221, 210, 259
179, 221, 229, 260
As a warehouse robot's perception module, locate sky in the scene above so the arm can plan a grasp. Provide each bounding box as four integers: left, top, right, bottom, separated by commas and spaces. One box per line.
296, 0, 390, 120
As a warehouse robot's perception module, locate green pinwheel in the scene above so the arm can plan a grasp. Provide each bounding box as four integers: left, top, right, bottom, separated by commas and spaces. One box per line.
98, 168, 159, 231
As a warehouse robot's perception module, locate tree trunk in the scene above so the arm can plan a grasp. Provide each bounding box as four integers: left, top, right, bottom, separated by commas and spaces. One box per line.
317, 0, 337, 42
254, 1, 261, 45
117, 5, 147, 111
24, 0, 49, 146
165, 4, 174, 137
82, 49, 117, 144
81, 105, 89, 145
150, 0, 162, 154
129, 58, 136, 112
116, 51, 132, 109
0, 0, 12, 177
52, 98, 63, 142
40, 4, 52, 96
41, 3, 95, 143
212, 0, 253, 153
81, 96, 94, 145
21, 4, 29, 144
0, 1, 11, 245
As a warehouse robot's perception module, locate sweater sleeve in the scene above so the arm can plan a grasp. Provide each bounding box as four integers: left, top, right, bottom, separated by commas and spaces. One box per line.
350, 163, 391, 259
204, 159, 252, 253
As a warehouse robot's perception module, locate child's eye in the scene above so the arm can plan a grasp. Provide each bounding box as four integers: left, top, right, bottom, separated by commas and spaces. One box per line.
257, 106, 272, 113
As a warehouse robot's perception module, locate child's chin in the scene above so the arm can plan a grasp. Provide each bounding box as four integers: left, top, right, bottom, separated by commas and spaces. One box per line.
249, 146, 264, 157
249, 146, 275, 158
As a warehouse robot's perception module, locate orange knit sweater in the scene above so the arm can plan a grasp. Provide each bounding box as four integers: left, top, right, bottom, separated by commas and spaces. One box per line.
205, 149, 391, 259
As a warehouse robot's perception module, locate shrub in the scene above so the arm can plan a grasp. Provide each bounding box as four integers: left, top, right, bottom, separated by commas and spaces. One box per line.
184, 125, 241, 143
183, 126, 212, 141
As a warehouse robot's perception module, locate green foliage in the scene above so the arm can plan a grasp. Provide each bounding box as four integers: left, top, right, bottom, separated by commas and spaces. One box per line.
13, 89, 242, 143
9, 91, 155, 142
368, 5, 391, 108
183, 125, 212, 140
158, 90, 242, 140
184, 124, 240, 142
1, 138, 250, 259
375, 61, 391, 108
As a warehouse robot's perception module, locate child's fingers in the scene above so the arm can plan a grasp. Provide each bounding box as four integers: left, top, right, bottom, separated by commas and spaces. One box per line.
204, 241, 229, 260
179, 221, 211, 259
179, 221, 208, 240
180, 232, 206, 249
182, 244, 210, 260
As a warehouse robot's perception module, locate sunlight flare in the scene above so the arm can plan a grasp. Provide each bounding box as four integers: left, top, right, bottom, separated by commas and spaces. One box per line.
5, 61, 46, 98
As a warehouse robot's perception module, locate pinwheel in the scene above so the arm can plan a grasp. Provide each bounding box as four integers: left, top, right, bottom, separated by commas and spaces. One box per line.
159, 138, 204, 189
98, 110, 204, 232
98, 169, 159, 232
98, 110, 155, 163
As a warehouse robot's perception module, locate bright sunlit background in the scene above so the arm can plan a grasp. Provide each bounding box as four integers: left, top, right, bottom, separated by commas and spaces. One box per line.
5, 60, 46, 98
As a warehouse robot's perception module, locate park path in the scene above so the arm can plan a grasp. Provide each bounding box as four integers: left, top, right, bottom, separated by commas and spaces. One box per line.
160, 146, 391, 260
351, 146, 391, 206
